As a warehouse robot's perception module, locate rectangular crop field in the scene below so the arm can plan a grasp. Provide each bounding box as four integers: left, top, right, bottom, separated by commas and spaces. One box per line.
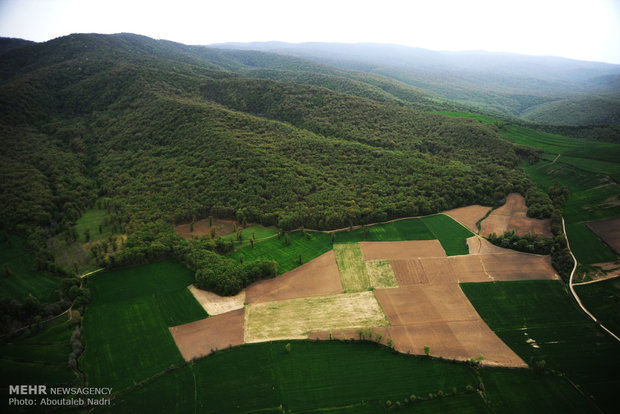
333, 218, 435, 243
81, 260, 207, 391
420, 214, 472, 255
333, 243, 370, 291
244, 292, 388, 342
461, 280, 620, 413
575, 277, 620, 336
566, 222, 618, 264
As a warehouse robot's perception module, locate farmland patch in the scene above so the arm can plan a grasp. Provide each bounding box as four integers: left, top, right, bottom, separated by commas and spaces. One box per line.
443, 205, 492, 233
479, 193, 552, 237
244, 292, 388, 343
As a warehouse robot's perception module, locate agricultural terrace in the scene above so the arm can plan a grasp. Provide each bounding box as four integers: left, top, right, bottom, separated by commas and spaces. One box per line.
462, 280, 620, 413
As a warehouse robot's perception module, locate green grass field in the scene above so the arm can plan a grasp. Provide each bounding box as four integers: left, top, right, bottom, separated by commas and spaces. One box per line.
0, 234, 60, 303
0, 315, 81, 411
75, 209, 113, 243
229, 215, 469, 275
80, 260, 206, 391
229, 230, 333, 274
575, 277, 620, 336
522, 161, 609, 193
461, 280, 620, 413
94, 340, 596, 413
566, 222, 618, 264
221, 224, 279, 248
420, 214, 472, 255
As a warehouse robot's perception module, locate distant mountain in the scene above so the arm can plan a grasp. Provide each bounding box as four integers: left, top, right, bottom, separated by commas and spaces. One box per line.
211, 42, 620, 125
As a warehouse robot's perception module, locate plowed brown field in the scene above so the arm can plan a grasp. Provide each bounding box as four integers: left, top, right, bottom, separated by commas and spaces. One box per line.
479, 193, 552, 237
245, 250, 343, 303
361, 240, 446, 260
587, 217, 620, 254
169, 309, 244, 361
443, 205, 492, 233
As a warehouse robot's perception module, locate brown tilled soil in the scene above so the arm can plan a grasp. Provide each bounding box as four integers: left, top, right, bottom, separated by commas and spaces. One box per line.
245, 250, 343, 304
443, 205, 492, 233
174, 218, 238, 240
169, 309, 244, 361
481, 254, 558, 281
361, 240, 446, 260
587, 217, 620, 254
479, 193, 552, 237
373, 286, 527, 367
188, 285, 245, 316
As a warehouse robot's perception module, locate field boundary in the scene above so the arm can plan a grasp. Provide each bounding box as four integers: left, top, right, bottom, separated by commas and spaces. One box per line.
564, 217, 620, 342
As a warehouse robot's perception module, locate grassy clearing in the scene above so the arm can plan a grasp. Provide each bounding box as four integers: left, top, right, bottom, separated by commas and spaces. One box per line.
81, 260, 206, 391
75, 208, 113, 243
229, 230, 332, 274
420, 214, 472, 255
334, 243, 370, 291
575, 277, 620, 336
560, 156, 620, 182
366, 260, 398, 288
221, 224, 279, 248
0, 234, 60, 303
244, 292, 388, 343
461, 280, 620, 413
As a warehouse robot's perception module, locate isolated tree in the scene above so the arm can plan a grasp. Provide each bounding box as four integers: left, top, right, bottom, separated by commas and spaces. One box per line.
387, 337, 393, 348
424, 345, 430, 356
210, 227, 217, 238
285, 343, 291, 353
250, 238, 254, 248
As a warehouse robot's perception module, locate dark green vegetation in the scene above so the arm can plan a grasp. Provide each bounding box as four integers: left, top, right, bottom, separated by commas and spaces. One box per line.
0, 234, 60, 303
0, 315, 81, 412
1, 33, 535, 239
575, 277, 620, 335
80, 260, 206, 390
92, 340, 595, 414
421, 214, 472, 255
462, 280, 620, 413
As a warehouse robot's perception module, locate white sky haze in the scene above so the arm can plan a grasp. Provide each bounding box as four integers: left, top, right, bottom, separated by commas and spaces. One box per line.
0, 0, 619, 63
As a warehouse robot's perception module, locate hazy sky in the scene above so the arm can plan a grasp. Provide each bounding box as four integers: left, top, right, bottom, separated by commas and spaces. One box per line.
1, 0, 619, 63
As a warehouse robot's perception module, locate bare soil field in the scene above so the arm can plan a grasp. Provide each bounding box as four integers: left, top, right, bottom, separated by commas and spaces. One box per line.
479, 193, 552, 237
245, 250, 343, 304
169, 309, 244, 361
443, 205, 492, 233
188, 285, 245, 315
244, 292, 388, 343
174, 218, 237, 240
587, 217, 620, 254
466, 236, 509, 255
361, 240, 446, 260
373, 286, 526, 367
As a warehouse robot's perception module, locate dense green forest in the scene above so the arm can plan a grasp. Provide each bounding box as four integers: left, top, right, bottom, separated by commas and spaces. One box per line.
0, 32, 613, 311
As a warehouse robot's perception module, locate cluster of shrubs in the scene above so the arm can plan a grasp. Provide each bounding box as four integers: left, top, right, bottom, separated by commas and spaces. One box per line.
385, 384, 483, 409
67, 326, 83, 369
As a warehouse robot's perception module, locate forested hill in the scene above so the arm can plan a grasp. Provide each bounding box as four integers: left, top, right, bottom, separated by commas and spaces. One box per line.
212, 42, 620, 126
1, 33, 538, 243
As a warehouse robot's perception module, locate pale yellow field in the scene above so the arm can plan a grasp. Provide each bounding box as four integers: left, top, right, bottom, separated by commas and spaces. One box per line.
365, 260, 398, 288
244, 291, 389, 343
333, 243, 370, 291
